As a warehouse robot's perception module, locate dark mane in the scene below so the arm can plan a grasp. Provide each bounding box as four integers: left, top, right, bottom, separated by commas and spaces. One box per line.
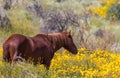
34, 32, 68, 51
47, 32, 67, 51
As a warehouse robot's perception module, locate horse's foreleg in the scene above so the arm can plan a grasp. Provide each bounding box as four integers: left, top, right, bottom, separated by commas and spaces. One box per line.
44, 61, 51, 70
45, 65, 50, 70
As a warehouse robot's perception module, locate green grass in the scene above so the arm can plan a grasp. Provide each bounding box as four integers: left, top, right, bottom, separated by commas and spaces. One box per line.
0, 62, 47, 78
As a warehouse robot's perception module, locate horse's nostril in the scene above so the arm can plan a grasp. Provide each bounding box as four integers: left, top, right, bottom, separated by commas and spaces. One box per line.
74, 49, 78, 54
72, 50, 77, 54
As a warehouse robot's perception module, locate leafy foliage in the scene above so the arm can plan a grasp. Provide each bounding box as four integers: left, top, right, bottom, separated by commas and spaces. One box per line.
90, 0, 116, 18
107, 3, 120, 20
0, 48, 120, 77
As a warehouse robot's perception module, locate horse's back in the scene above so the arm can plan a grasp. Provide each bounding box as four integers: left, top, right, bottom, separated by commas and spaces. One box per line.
3, 34, 27, 45
32, 34, 53, 55
30, 34, 52, 53
33, 34, 50, 46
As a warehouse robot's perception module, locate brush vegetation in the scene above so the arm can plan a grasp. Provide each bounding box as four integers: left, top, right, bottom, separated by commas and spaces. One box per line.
0, 48, 120, 77
0, 0, 120, 77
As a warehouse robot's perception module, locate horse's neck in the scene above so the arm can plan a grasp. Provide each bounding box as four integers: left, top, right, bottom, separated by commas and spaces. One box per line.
48, 35, 65, 52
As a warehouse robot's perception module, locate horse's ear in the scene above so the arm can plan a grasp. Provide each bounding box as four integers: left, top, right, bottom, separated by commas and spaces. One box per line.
66, 30, 71, 37
69, 30, 71, 35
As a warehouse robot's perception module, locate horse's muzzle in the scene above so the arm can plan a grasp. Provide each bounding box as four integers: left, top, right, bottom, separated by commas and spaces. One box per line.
72, 49, 78, 54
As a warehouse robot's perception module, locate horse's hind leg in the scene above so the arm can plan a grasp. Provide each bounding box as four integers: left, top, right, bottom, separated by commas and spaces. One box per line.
3, 45, 10, 62
9, 46, 18, 66
11, 51, 18, 66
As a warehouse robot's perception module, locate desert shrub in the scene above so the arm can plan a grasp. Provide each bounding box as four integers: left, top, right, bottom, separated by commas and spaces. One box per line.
26, 0, 45, 18
3, 0, 25, 10
26, 0, 80, 33
56, 0, 65, 2
40, 9, 80, 33
0, 7, 37, 37
107, 3, 120, 20
3, 0, 12, 10
0, 6, 11, 28
78, 28, 115, 50
90, 17, 108, 27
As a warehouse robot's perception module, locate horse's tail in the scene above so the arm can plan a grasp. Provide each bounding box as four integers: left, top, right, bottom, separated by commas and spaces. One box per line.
3, 44, 10, 62
3, 43, 22, 66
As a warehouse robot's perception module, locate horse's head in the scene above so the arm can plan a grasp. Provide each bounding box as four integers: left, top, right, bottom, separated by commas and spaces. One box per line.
63, 31, 78, 54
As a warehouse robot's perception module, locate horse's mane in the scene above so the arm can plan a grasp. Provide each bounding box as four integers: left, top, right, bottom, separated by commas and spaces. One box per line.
47, 32, 68, 49
34, 32, 69, 49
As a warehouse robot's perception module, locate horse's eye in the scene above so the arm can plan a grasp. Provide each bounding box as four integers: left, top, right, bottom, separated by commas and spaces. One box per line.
68, 35, 71, 38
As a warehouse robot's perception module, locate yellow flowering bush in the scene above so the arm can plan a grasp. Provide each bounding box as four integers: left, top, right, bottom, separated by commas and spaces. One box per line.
89, 0, 117, 18
50, 48, 120, 77
0, 47, 120, 77
0, 48, 2, 56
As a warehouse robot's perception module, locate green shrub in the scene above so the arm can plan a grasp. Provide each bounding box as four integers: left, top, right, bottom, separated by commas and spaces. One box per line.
107, 3, 120, 20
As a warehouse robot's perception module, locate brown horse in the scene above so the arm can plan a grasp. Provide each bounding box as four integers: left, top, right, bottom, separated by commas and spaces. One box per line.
3, 32, 78, 69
